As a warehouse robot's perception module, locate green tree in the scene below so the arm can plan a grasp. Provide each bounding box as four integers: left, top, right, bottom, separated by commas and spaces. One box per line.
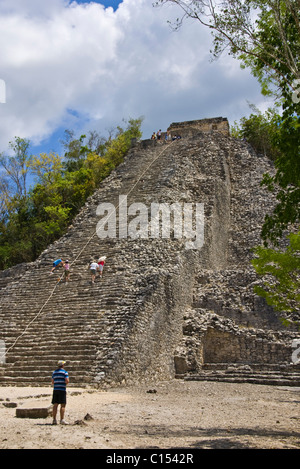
62, 131, 91, 172
155, 0, 300, 96
0, 137, 33, 267
232, 107, 300, 245
231, 105, 281, 160
252, 231, 300, 319
0, 137, 31, 199
0, 117, 144, 269
105, 117, 143, 166
260, 115, 300, 244
29, 152, 63, 185
0, 195, 35, 267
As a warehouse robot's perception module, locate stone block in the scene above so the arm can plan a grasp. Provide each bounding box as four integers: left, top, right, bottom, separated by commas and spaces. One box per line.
16, 406, 52, 419
174, 356, 188, 375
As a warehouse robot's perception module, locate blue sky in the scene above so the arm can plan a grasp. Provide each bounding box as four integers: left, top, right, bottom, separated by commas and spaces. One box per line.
0, 0, 273, 158
75, 1, 122, 9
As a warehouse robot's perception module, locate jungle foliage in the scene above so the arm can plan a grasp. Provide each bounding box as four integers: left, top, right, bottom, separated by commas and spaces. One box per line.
0, 118, 143, 269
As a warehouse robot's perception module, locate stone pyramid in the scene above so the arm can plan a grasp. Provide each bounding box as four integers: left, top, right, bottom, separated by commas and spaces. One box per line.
0, 119, 299, 387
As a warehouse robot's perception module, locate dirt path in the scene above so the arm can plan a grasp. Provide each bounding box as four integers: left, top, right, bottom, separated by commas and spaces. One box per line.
0, 380, 299, 450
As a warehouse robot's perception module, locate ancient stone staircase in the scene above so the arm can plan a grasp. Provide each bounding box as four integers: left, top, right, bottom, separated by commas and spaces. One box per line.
183, 363, 300, 386
0, 243, 138, 385
0, 125, 299, 387
0, 139, 185, 386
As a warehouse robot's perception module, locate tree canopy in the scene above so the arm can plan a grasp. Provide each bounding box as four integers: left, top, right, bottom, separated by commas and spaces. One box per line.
155, 0, 300, 98
0, 117, 143, 269
252, 231, 300, 322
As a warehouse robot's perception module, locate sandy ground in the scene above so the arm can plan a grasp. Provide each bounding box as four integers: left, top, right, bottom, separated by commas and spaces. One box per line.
0, 379, 299, 450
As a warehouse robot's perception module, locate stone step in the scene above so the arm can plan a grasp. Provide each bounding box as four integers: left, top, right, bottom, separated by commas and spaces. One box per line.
0, 374, 95, 385
3, 330, 124, 346
179, 362, 300, 386
182, 373, 300, 386
0, 366, 95, 377
175, 359, 300, 386
196, 368, 300, 378
201, 362, 300, 373
2, 360, 90, 369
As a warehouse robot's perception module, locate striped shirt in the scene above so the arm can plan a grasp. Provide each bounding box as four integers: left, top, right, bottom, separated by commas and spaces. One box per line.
52, 368, 69, 391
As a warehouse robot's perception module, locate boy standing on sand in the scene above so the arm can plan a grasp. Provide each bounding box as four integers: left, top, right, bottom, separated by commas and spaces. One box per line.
51, 360, 69, 425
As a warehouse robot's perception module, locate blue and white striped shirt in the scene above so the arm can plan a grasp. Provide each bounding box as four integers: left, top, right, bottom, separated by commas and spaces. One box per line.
52, 368, 69, 391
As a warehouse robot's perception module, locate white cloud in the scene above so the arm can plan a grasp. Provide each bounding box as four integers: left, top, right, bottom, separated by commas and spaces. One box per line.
0, 0, 266, 154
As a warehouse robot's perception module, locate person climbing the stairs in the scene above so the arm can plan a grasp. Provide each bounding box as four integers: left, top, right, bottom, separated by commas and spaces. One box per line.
97, 256, 106, 278
89, 260, 98, 284
50, 258, 65, 274
63, 260, 70, 282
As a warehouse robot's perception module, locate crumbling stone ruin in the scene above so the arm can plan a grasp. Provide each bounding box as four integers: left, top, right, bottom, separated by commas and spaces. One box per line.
168, 117, 230, 137
0, 117, 299, 387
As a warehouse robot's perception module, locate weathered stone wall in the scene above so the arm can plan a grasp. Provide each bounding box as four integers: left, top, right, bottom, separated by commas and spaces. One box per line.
203, 328, 292, 364
174, 309, 297, 376
168, 117, 230, 137
102, 255, 196, 384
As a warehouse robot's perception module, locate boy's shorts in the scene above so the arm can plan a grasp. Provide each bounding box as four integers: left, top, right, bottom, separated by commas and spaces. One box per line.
52, 390, 67, 405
